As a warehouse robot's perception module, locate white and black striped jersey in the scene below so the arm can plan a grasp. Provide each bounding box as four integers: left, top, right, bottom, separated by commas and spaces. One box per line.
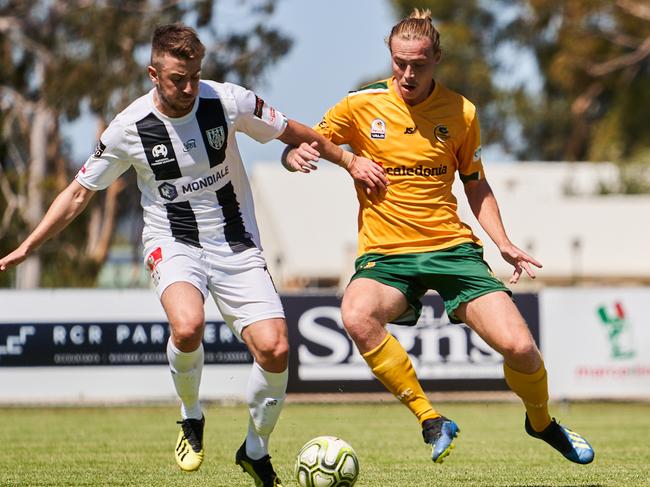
76, 80, 287, 255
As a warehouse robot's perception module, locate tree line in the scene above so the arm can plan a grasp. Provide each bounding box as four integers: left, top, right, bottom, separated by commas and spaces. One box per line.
0, 0, 291, 287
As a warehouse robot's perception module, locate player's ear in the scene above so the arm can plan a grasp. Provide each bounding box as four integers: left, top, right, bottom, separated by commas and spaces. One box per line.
433, 49, 442, 65
148, 65, 159, 85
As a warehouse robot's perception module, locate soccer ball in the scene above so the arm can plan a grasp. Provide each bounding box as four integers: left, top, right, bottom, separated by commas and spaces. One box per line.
295, 436, 359, 487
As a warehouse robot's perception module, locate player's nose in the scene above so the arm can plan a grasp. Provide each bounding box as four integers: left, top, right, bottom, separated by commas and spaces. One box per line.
182, 80, 197, 96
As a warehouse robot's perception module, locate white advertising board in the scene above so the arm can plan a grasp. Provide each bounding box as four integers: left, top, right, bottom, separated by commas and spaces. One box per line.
541, 288, 650, 400
0, 290, 250, 403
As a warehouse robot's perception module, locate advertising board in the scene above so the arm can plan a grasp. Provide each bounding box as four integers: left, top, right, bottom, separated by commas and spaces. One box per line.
541, 288, 650, 399
284, 293, 539, 393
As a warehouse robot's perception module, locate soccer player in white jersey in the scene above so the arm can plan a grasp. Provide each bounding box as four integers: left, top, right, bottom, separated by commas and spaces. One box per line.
0, 24, 388, 487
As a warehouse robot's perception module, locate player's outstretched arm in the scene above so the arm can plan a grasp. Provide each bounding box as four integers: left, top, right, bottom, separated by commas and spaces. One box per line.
278, 120, 388, 201
463, 178, 542, 284
0, 180, 96, 272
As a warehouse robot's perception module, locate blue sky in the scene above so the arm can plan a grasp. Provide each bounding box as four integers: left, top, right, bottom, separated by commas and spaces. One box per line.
233, 0, 397, 165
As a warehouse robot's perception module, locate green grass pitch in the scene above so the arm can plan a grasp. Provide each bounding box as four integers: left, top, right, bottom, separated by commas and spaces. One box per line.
1, 401, 648, 486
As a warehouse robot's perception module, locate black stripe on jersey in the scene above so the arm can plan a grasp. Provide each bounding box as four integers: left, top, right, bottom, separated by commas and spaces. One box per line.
216, 181, 256, 253
136, 113, 182, 180
196, 98, 228, 168
165, 201, 201, 248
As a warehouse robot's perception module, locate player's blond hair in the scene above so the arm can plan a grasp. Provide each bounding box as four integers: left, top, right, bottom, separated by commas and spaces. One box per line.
387, 8, 441, 54
151, 23, 205, 67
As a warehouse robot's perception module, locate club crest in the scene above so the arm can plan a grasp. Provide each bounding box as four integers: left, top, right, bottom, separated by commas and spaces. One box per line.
434, 124, 450, 143
206, 126, 225, 150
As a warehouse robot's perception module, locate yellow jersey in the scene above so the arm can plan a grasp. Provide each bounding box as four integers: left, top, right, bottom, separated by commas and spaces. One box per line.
315, 77, 485, 256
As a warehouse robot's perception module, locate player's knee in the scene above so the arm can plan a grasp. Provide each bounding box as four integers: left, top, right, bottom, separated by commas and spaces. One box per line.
170, 315, 204, 350
255, 337, 289, 370
500, 337, 538, 364
341, 304, 374, 339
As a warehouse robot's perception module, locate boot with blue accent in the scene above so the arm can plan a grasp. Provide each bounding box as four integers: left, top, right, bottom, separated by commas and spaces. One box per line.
422, 416, 460, 463
525, 415, 595, 464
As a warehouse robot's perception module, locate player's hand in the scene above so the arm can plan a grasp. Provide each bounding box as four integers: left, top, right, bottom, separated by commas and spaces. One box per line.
499, 242, 542, 284
347, 156, 389, 204
283, 142, 319, 173
0, 246, 29, 272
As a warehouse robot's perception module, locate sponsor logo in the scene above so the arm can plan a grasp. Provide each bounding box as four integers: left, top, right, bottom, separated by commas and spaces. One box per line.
597, 302, 635, 359
269, 106, 277, 123
318, 118, 328, 130
265, 399, 278, 406
473, 145, 482, 162
152, 144, 168, 158
0, 322, 251, 367
150, 143, 176, 166
397, 388, 413, 401
158, 182, 178, 201
404, 126, 417, 134
181, 166, 229, 194
53, 325, 104, 345
205, 126, 225, 150
576, 366, 650, 377
93, 140, 106, 158
0, 326, 35, 357
115, 324, 166, 345
360, 261, 376, 270
254, 95, 265, 118
297, 303, 503, 381
386, 164, 448, 177
146, 247, 163, 272
183, 139, 197, 152
370, 118, 386, 139
434, 124, 450, 142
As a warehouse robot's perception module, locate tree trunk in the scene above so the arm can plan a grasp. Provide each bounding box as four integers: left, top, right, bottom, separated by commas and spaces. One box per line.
16, 100, 53, 288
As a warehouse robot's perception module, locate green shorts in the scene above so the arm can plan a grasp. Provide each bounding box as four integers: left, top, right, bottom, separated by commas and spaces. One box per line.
351, 243, 511, 325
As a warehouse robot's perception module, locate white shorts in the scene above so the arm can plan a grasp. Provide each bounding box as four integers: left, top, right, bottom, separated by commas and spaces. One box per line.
143, 240, 284, 340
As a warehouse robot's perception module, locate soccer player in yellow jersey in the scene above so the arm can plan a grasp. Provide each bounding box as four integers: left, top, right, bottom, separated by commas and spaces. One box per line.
283, 9, 594, 466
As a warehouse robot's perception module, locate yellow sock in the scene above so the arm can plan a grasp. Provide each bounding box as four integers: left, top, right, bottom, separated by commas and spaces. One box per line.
362, 334, 440, 425
503, 361, 551, 432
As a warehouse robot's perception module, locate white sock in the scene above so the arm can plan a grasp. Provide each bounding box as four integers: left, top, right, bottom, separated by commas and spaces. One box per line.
166, 338, 204, 420
245, 361, 288, 460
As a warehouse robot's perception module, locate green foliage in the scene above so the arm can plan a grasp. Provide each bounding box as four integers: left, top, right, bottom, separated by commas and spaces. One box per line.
507, 0, 650, 164
388, 0, 650, 176
0, 1, 292, 288
2, 1, 291, 120
0, 402, 648, 486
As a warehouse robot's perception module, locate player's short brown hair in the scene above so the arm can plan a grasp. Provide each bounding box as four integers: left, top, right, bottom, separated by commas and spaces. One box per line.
387, 8, 441, 55
151, 23, 205, 67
